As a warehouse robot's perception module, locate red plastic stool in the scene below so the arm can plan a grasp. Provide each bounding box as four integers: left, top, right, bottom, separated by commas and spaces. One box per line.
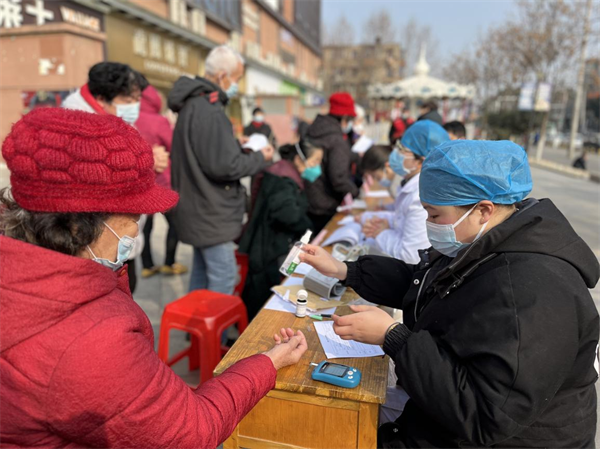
234, 252, 249, 297
158, 290, 248, 385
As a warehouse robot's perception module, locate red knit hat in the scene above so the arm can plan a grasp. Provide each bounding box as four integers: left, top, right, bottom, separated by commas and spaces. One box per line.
329, 92, 356, 117
1, 108, 179, 214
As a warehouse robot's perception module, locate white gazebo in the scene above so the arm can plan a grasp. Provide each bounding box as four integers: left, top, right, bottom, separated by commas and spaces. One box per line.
368, 47, 475, 122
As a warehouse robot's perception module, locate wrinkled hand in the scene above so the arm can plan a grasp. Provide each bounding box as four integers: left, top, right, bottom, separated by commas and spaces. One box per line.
332, 305, 395, 345
152, 145, 169, 174
299, 244, 348, 280
260, 145, 274, 162
354, 213, 364, 223
264, 328, 308, 370
363, 217, 389, 238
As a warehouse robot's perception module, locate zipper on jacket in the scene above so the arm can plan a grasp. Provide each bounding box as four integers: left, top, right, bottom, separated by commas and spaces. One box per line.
414, 268, 432, 323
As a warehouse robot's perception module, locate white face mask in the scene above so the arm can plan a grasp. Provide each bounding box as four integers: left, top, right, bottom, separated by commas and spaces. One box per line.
426, 204, 489, 258
116, 102, 141, 125
353, 123, 364, 135
87, 221, 138, 271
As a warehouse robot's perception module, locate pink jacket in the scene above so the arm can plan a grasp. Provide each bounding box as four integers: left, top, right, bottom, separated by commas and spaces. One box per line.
0, 236, 276, 448
136, 86, 173, 189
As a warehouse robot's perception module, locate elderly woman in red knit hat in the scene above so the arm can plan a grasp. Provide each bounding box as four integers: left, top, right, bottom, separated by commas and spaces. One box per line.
0, 108, 307, 448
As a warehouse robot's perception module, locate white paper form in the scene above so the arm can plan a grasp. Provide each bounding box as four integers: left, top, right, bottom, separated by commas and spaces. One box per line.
365, 190, 391, 199
313, 321, 385, 359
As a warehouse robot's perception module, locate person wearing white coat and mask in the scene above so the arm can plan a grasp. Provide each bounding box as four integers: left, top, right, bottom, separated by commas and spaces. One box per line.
359, 120, 450, 264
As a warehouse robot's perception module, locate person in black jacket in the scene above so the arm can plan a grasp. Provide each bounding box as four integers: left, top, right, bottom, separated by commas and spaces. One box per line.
168, 46, 274, 295
243, 107, 277, 148
417, 100, 443, 125
299, 140, 599, 448
305, 92, 360, 233
239, 141, 323, 319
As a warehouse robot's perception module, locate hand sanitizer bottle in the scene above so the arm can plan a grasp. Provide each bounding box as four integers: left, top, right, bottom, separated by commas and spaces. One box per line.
279, 230, 312, 276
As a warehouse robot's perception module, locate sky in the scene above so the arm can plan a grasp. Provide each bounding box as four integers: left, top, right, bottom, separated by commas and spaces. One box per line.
321, 0, 517, 66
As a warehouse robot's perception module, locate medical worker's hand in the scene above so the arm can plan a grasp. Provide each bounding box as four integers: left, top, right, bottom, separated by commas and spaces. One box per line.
362, 217, 389, 238
332, 305, 395, 345
299, 244, 348, 280
265, 328, 307, 370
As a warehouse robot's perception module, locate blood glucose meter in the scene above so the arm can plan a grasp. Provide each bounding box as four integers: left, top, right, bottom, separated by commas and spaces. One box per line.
311, 361, 361, 388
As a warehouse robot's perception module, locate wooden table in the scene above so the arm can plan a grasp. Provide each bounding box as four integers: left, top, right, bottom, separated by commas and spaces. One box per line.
215, 191, 393, 449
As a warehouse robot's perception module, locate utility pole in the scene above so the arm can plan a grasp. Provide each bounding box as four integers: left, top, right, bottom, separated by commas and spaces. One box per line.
569, 0, 593, 160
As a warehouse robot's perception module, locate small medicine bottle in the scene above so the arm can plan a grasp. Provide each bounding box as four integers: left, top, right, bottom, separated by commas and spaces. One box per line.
279, 230, 312, 276
295, 289, 308, 318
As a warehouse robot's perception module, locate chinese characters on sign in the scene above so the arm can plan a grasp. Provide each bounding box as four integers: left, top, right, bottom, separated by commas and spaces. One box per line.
0, 0, 102, 31
132, 28, 190, 69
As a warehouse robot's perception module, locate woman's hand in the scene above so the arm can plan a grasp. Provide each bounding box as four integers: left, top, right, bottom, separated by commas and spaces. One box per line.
264, 328, 307, 370
362, 217, 389, 238
299, 244, 348, 280
332, 305, 395, 345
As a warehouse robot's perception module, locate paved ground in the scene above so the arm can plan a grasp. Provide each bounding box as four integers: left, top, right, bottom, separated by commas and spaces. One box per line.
534, 144, 600, 180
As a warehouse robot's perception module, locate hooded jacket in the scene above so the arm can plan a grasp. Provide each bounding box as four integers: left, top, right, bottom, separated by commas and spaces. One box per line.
136, 86, 173, 189
168, 76, 267, 248
305, 114, 359, 216
239, 161, 312, 319
0, 236, 276, 448
345, 199, 599, 447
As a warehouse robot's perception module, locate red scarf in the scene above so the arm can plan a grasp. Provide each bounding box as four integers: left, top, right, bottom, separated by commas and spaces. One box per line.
80, 84, 108, 115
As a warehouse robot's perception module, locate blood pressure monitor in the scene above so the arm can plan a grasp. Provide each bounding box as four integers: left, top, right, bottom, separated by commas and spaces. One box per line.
311, 361, 362, 388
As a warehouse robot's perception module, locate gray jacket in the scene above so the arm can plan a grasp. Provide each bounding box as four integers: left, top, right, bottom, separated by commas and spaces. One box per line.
168, 76, 266, 248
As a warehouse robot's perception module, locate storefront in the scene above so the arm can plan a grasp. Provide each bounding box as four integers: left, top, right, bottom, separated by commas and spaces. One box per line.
0, 0, 106, 143
104, 13, 205, 99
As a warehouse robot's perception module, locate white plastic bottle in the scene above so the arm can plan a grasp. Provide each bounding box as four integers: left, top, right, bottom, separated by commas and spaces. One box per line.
279, 230, 312, 276
295, 289, 308, 318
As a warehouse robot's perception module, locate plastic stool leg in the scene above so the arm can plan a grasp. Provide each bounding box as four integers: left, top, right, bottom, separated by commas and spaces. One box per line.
157, 317, 171, 363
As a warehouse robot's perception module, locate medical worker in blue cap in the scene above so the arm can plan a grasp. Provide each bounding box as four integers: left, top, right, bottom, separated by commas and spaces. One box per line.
300, 140, 599, 448
360, 120, 449, 263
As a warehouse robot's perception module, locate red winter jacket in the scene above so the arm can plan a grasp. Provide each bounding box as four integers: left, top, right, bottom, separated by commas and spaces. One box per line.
0, 236, 276, 448
136, 86, 173, 189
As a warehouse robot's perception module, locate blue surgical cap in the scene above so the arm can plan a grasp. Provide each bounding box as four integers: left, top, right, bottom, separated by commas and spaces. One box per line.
400, 120, 450, 158
420, 140, 533, 206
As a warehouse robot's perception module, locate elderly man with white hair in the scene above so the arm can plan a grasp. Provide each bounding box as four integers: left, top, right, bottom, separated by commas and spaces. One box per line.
168, 45, 274, 296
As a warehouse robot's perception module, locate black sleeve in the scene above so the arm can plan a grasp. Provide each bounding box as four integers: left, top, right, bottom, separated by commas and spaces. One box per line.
343, 255, 416, 308
192, 109, 266, 181
325, 138, 359, 198
390, 257, 588, 446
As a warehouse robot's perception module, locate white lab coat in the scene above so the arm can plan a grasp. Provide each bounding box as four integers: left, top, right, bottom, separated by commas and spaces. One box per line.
362, 173, 429, 264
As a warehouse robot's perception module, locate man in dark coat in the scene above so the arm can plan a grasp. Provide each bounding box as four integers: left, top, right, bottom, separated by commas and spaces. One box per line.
168, 46, 274, 294
305, 92, 359, 233
243, 107, 277, 148
417, 100, 443, 125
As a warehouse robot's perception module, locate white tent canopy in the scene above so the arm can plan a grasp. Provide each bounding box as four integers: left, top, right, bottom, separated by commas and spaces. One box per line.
368, 47, 475, 100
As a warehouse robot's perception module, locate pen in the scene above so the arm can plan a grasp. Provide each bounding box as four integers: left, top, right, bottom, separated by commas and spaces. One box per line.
309, 314, 333, 320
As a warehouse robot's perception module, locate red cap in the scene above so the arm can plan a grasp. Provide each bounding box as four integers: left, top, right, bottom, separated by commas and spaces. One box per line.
1, 108, 179, 214
329, 92, 356, 117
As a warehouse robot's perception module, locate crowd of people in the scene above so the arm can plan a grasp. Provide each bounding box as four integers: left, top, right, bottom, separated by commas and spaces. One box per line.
1, 44, 599, 449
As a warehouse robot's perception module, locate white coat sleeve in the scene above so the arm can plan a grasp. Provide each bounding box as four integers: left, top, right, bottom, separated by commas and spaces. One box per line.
375, 201, 429, 265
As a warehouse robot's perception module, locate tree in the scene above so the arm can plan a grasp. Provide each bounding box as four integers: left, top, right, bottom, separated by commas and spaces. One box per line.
494, 0, 583, 159
400, 18, 441, 76
362, 10, 396, 44
323, 15, 355, 46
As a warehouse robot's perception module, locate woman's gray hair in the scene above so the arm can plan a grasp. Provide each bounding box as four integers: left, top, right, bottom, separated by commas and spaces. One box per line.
0, 187, 107, 256
205, 45, 245, 77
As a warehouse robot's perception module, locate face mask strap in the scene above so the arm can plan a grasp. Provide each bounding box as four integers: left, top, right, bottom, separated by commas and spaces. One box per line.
86, 245, 98, 259
452, 203, 479, 229
103, 221, 121, 240
295, 143, 307, 163
475, 220, 489, 241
